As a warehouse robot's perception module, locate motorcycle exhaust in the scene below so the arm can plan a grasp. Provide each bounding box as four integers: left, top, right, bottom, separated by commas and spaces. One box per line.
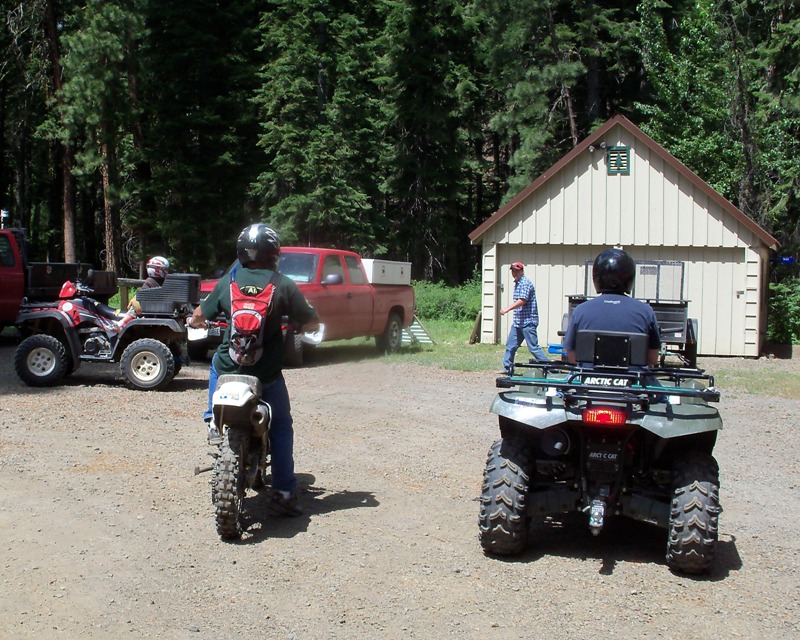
541, 428, 570, 456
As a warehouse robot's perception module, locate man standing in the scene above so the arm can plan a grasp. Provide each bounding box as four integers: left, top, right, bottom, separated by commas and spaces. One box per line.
500, 261, 549, 373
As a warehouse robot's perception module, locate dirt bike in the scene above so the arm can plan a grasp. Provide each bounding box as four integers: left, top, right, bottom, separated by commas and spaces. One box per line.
479, 330, 722, 574
194, 373, 271, 540
14, 272, 198, 391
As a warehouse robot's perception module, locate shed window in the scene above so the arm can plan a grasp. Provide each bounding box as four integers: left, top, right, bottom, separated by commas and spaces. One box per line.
606, 146, 630, 175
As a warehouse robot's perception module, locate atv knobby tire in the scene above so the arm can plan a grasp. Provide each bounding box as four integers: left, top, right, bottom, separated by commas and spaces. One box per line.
666, 452, 721, 574
120, 338, 175, 390
212, 427, 248, 540
479, 438, 533, 556
14, 335, 68, 387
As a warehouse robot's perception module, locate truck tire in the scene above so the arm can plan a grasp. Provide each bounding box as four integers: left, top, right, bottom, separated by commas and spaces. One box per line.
120, 338, 175, 391
14, 335, 68, 387
283, 329, 304, 366
376, 312, 403, 354
666, 452, 720, 574
212, 427, 248, 540
479, 438, 533, 556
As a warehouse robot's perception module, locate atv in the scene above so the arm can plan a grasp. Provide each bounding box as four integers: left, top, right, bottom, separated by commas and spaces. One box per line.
15, 271, 199, 391
478, 330, 722, 574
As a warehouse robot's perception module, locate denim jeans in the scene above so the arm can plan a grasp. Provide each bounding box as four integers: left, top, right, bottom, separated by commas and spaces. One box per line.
204, 354, 296, 493
503, 321, 549, 371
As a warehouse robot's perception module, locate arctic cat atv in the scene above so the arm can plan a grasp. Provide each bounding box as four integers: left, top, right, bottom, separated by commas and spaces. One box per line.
478, 330, 722, 574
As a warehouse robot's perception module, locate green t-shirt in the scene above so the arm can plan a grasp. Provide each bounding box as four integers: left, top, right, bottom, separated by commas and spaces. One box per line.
200, 266, 317, 379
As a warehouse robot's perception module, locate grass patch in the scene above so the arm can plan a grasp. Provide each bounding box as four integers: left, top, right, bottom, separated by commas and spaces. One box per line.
704, 361, 800, 399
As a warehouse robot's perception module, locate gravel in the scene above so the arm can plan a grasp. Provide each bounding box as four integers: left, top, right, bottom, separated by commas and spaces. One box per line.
0, 336, 798, 639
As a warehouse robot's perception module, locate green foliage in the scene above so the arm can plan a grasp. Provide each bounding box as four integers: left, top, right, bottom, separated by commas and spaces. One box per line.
767, 280, 800, 344
413, 275, 481, 322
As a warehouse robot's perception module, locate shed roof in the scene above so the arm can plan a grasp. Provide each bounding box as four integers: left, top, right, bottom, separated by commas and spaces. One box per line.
469, 115, 778, 250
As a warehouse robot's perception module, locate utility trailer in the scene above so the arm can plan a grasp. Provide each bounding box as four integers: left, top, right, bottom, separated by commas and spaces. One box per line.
560, 259, 698, 367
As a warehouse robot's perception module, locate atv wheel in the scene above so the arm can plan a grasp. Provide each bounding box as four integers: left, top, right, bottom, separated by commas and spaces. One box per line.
212, 427, 248, 539
120, 338, 175, 390
666, 452, 721, 574
376, 312, 403, 354
14, 335, 68, 387
479, 438, 533, 556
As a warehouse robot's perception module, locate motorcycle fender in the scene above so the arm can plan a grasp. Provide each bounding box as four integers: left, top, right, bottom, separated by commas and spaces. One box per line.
490, 391, 568, 430
16, 309, 82, 371
637, 403, 723, 437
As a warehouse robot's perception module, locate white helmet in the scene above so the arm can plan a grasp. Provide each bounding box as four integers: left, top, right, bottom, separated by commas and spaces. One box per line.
146, 256, 170, 279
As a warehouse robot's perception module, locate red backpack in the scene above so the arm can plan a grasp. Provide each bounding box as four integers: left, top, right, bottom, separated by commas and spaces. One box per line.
228, 267, 278, 366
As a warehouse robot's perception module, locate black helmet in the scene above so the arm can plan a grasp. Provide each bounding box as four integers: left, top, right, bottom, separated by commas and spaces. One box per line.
236, 224, 280, 267
592, 248, 636, 294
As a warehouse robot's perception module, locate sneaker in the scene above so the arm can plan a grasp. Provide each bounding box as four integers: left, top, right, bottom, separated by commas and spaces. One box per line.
206, 419, 222, 447
269, 490, 303, 517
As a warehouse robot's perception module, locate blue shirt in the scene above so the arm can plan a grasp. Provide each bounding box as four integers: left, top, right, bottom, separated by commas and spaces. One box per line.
563, 293, 661, 352
512, 274, 539, 327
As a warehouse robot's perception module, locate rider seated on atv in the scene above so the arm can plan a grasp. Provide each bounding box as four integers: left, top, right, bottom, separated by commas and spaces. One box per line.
563, 248, 661, 367
117, 256, 170, 329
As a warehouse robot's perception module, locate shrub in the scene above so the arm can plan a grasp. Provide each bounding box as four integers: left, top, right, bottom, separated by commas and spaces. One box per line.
413, 275, 481, 322
768, 280, 800, 344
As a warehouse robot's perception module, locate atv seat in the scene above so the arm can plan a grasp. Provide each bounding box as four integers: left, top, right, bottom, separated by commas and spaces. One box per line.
575, 331, 649, 368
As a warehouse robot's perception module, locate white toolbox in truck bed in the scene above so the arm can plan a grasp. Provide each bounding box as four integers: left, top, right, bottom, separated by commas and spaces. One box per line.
361, 259, 411, 285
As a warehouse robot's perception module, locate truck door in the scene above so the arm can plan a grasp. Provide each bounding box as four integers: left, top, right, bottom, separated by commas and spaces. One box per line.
342, 254, 374, 334
0, 232, 24, 325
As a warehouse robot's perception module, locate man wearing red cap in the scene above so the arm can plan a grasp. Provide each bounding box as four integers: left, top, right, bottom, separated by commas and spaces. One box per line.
500, 261, 549, 373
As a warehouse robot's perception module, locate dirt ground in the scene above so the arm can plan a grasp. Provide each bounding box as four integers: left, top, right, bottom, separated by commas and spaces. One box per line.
0, 335, 798, 639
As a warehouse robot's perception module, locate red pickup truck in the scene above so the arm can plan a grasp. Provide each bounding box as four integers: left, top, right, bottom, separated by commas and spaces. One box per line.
193, 247, 416, 364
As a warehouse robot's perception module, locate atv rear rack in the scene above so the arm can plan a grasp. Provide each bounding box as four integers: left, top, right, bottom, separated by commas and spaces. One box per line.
496, 360, 720, 406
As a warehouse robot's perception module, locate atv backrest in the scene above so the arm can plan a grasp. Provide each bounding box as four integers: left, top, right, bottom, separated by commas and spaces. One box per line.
575, 330, 649, 368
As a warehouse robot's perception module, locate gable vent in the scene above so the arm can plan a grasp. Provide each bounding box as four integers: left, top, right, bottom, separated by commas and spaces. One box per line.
606, 146, 630, 175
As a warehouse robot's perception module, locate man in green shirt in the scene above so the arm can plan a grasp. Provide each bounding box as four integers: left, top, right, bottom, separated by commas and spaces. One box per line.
189, 224, 318, 516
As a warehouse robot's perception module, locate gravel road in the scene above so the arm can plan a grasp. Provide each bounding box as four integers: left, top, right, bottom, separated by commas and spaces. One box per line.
0, 335, 798, 639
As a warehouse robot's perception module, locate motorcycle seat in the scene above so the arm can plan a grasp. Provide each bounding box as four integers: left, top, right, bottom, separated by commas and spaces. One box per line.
575, 331, 649, 368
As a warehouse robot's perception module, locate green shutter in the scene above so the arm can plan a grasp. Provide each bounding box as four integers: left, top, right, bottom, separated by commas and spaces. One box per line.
606, 146, 630, 175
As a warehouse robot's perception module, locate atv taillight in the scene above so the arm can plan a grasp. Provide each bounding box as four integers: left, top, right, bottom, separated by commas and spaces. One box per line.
583, 407, 627, 426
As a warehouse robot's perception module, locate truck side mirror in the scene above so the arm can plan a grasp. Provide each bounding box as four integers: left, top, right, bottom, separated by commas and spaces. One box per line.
322, 273, 344, 285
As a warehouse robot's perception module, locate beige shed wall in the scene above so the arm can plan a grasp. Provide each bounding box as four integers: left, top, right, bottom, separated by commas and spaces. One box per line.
478, 124, 768, 357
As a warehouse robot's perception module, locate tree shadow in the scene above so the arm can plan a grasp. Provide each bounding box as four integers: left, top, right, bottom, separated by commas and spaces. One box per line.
228, 473, 380, 544
489, 512, 740, 579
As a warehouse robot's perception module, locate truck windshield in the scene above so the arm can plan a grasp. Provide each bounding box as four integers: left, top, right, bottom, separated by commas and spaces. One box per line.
278, 252, 318, 283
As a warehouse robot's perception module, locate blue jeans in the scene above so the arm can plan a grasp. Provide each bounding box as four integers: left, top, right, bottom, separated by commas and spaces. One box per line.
503, 321, 549, 371
204, 354, 296, 493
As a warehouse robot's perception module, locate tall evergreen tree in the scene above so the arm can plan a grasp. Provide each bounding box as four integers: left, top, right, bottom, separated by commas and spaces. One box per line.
253, 0, 389, 252
382, 0, 477, 281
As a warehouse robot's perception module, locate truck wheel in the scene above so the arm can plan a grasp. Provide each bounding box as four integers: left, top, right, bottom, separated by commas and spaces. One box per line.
376, 312, 403, 354
666, 452, 720, 574
479, 438, 533, 556
14, 335, 68, 387
120, 338, 175, 391
283, 329, 303, 366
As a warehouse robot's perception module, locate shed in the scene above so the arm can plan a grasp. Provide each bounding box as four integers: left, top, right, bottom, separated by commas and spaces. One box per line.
469, 115, 778, 358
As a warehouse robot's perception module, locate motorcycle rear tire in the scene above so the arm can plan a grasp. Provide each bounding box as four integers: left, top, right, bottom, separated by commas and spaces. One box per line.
478, 437, 533, 556
14, 335, 68, 387
666, 452, 720, 574
212, 427, 248, 540
120, 338, 175, 390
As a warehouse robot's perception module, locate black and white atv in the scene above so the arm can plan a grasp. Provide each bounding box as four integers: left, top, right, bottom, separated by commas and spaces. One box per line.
478, 330, 722, 574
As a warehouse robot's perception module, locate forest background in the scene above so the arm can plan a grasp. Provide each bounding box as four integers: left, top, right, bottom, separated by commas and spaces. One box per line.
2, 0, 799, 302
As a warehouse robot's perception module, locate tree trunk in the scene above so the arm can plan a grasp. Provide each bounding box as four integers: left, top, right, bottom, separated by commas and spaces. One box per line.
547, 5, 579, 146
44, 0, 77, 262
100, 140, 122, 273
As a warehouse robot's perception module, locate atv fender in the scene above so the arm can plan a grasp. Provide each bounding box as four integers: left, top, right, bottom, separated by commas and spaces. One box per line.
638, 403, 723, 437
16, 308, 82, 372
490, 391, 568, 430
